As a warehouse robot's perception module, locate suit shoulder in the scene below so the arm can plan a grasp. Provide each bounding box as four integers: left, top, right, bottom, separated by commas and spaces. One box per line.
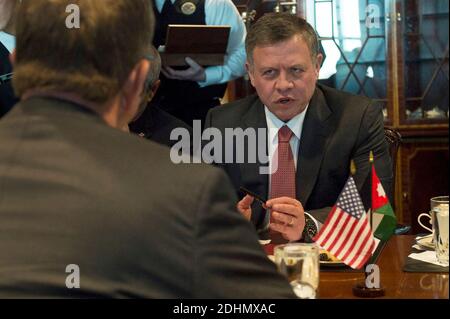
208, 94, 259, 119
318, 84, 374, 111
116, 131, 226, 182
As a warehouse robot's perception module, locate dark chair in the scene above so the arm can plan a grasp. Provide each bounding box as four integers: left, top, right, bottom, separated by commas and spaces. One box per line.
384, 128, 410, 234
384, 127, 402, 199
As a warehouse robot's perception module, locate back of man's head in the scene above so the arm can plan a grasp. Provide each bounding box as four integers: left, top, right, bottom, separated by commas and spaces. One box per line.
12, 0, 154, 104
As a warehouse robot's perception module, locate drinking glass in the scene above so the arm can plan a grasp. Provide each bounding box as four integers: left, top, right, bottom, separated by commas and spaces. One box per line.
274, 243, 319, 299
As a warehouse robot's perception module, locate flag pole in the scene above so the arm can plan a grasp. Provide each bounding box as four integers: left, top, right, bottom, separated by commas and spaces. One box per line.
364, 152, 374, 276
352, 151, 385, 298
369, 151, 374, 234
350, 160, 369, 282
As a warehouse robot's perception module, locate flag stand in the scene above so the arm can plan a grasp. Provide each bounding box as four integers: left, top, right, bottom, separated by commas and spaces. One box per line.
351, 154, 385, 298
352, 282, 385, 298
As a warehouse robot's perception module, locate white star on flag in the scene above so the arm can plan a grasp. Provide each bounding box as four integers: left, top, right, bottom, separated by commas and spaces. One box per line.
377, 182, 386, 198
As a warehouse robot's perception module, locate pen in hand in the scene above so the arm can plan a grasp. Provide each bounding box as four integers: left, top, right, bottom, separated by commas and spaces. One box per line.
239, 186, 268, 209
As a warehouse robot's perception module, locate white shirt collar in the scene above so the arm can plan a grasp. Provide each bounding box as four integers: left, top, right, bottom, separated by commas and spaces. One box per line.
264, 104, 309, 143
155, 0, 177, 12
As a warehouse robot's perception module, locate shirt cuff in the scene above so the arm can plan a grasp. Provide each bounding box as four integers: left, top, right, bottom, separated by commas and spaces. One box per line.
198, 66, 222, 87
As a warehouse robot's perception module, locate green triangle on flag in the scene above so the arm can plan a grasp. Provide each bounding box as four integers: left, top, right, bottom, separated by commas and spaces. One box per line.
371, 165, 397, 241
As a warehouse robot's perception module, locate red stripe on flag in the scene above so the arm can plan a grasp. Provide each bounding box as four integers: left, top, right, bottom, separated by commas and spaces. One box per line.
340, 217, 369, 262
354, 238, 376, 270
335, 218, 366, 261
319, 211, 347, 251
315, 207, 343, 247
326, 213, 352, 252
355, 240, 376, 269
333, 218, 358, 257
347, 222, 374, 268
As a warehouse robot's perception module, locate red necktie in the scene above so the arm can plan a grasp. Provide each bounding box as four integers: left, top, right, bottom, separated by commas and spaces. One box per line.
270, 125, 296, 199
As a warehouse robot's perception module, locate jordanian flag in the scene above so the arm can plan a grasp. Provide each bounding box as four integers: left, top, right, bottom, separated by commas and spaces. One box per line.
371, 165, 397, 241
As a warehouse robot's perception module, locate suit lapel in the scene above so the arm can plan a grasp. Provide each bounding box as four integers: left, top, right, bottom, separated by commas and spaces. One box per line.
239, 98, 269, 226
296, 86, 333, 205
239, 98, 269, 200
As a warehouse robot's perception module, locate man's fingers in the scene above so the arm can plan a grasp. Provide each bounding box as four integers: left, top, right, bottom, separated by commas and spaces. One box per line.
270, 216, 304, 242
266, 196, 302, 208
238, 195, 254, 209
269, 222, 290, 234
270, 207, 305, 242
271, 211, 294, 225
236, 195, 253, 221
270, 204, 303, 217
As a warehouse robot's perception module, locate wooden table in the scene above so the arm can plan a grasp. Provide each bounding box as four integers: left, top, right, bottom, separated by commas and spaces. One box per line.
264, 235, 449, 299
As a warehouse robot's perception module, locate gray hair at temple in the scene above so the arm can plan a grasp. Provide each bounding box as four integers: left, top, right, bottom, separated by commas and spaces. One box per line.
145, 45, 162, 88
13, 0, 154, 105
245, 12, 320, 66
133, 45, 161, 121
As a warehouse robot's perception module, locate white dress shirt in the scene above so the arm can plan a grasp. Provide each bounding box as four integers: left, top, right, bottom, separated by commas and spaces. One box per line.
154, 0, 247, 87
263, 105, 321, 233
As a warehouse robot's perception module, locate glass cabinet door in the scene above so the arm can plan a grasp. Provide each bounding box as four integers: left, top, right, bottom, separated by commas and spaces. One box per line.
398, 0, 449, 125
304, 0, 391, 123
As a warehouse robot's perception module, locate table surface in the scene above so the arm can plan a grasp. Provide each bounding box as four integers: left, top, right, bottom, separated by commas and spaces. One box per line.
264, 235, 449, 299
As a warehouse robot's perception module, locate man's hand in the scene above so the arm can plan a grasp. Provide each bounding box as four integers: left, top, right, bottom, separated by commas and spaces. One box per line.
237, 195, 254, 221
161, 57, 206, 82
266, 197, 305, 242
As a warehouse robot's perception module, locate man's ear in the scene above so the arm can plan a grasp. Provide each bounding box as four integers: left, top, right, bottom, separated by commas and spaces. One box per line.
245, 61, 255, 87
120, 59, 150, 118
315, 53, 323, 78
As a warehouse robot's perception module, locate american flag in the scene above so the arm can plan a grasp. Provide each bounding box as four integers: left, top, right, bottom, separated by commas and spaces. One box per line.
313, 176, 376, 269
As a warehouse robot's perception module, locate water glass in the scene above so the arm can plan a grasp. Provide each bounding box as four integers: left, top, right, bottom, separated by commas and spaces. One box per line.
274, 243, 319, 299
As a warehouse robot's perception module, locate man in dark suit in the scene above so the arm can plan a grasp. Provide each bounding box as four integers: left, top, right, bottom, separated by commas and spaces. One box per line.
128, 45, 193, 148
204, 13, 392, 243
0, 0, 294, 298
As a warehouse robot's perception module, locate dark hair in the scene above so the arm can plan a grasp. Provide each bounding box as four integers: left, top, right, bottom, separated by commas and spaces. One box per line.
246, 12, 319, 65
13, 0, 154, 104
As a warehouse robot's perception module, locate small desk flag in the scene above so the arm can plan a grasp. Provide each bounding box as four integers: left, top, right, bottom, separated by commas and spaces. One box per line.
314, 176, 376, 269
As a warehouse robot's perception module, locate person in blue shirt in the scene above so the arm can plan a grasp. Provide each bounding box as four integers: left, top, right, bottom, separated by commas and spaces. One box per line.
149, 0, 247, 126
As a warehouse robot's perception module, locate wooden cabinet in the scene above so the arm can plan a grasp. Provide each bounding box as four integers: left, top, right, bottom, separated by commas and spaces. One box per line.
383, 0, 448, 231
230, 0, 448, 232
399, 137, 449, 234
